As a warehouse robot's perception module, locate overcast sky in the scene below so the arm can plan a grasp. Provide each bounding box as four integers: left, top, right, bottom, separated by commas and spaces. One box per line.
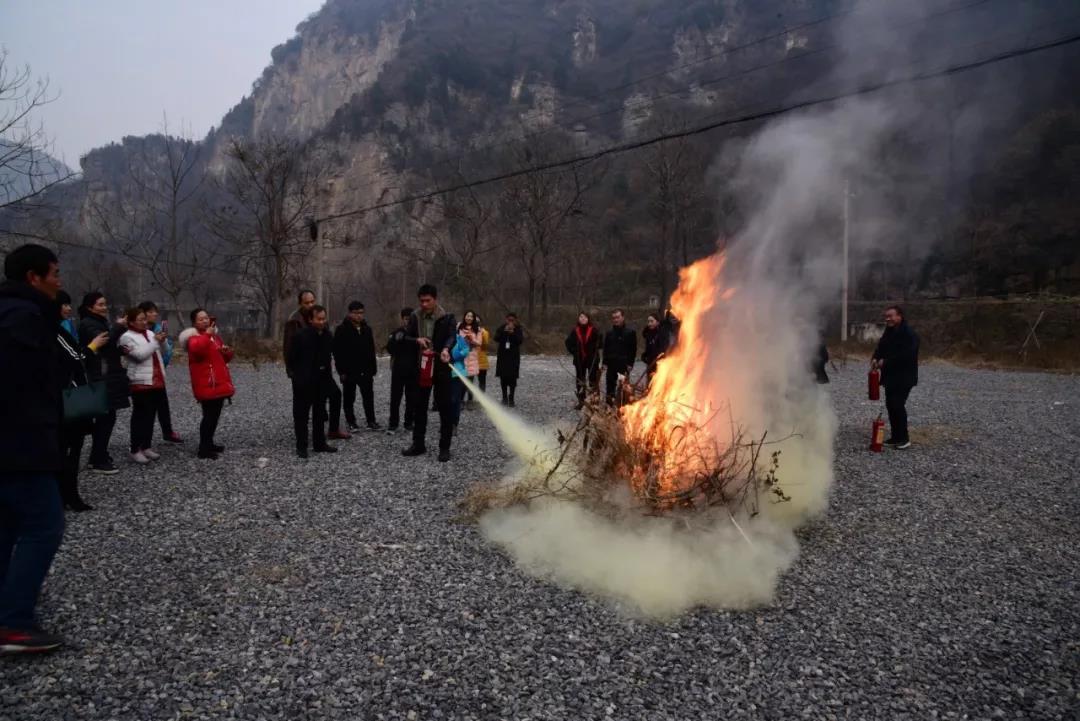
3, 0, 326, 168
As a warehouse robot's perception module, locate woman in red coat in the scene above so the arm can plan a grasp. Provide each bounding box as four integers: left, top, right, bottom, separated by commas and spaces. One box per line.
180, 309, 235, 459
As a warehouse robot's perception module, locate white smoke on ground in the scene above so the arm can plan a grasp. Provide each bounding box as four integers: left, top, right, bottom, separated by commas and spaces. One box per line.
468, 0, 1016, 618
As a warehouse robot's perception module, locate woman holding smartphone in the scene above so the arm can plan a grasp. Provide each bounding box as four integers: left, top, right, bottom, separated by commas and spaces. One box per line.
179, 309, 235, 459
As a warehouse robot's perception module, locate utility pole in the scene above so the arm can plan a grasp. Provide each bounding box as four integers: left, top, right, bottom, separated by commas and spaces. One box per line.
841, 179, 850, 343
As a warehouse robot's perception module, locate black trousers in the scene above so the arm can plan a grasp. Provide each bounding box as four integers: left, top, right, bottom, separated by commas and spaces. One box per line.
130, 389, 165, 452
500, 377, 517, 402
478, 369, 488, 392
89, 409, 116, 465
199, 398, 225, 453
293, 379, 329, 452
389, 369, 416, 429
342, 374, 375, 426
605, 363, 630, 405
575, 363, 599, 403
157, 389, 175, 436
58, 426, 87, 505
326, 377, 342, 433
885, 383, 913, 443
410, 379, 453, 452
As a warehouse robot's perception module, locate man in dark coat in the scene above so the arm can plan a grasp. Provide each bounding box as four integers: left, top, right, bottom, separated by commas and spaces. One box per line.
0, 244, 66, 653
287, 305, 339, 458
284, 290, 347, 440
495, 313, 524, 407
872, 305, 920, 449
601, 309, 637, 406
333, 301, 381, 431
400, 285, 457, 462
386, 307, 417, 432
565, 312, 601, 409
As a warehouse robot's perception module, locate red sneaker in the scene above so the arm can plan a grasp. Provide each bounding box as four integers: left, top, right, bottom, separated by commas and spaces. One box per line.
0, 627, 63, 654
164, 432, 183, 443
327, 430, 352, 440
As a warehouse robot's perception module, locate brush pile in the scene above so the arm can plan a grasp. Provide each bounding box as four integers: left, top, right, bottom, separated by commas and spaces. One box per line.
461, 393, 791, 520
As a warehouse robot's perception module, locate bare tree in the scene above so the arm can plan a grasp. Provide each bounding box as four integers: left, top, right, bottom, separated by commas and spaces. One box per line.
0, 50, 75, 220
207, 136, 327, 339
643, 115, 710, 303
404, 163, 503, 309
500, 136, 603, 329
85, 124, 211, 326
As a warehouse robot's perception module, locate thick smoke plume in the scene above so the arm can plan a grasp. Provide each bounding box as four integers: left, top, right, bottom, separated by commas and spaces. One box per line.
472, 0, 1035, 618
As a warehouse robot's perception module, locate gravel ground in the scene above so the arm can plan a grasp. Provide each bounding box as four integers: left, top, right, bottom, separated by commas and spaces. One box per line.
2, 356, 1077, 720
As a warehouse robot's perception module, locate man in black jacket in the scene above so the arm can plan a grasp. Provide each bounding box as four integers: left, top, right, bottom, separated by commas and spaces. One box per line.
601, 309, 637, 406
386, 307, 417, 432
400, 285, 457, 462
872, 305, 920, 449
0, 244, 66, 653
285, 290, 348, 440
287, 305, 339, 458
333, 301, 381, 431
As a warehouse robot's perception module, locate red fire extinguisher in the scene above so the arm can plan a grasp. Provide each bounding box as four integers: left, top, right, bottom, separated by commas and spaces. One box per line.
870, 414, 885, 452
419, 349, 435, 388
868, 367, 881, 401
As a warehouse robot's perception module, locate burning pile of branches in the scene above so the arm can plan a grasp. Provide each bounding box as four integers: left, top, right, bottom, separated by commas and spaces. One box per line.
461, 393, 791, 521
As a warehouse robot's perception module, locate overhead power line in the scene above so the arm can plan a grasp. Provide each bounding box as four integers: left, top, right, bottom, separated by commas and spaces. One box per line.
315, 30, 1080, 225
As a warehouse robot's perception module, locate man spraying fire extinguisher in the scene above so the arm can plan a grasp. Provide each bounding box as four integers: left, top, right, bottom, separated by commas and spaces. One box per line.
871, 305, 920, 449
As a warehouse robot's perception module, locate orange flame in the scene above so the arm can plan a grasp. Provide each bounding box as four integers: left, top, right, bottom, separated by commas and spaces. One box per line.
621, 254, 736, 498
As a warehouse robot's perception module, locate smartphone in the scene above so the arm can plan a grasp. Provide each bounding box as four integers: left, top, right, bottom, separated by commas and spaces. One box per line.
209, 316, 217, 325
161, 319, 169, 334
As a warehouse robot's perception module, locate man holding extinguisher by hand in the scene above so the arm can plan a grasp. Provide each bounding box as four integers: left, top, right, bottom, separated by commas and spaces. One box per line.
871, 305, 920, 450
400, 284, 458, 462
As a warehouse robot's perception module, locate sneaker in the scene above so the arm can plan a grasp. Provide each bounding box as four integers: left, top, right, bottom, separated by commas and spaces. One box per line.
297, 448, 309, 459
142, 448, 161, 461
883, 437, 899, 447
438, 449, 451, 462
367, 422, 383, 431
197, 449, 220, 460
401, 445, 426, 457
327, 430, 352, 440
90, 462, 119, 475
0, 627, 63, 655
346, 422, 361, 433
163, 432, 183, 444
895, 441, 911, 450
130, 451, 151, 465
313, 445, 338, 453
212, 444, 225, 453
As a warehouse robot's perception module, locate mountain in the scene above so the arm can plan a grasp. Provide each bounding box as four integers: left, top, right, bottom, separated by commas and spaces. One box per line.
7, 0, 1080, 332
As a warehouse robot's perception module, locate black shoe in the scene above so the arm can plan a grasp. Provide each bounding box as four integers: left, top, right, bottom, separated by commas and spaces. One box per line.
347, 422, 361, 433
438, 449, 451, 462
895, 440, 911, 450
297, 448, 309, 459
313, 445, 338, 453
197, 449, 220, 460
883, 437, 898, 447
90, 462, 119, 475
404, 423, 414, 431
387, 425, 398, 432
212, 444, 225, 453
509, 399, 515, 408
501, 398, 508, 405
0, 627, 63, 655
64, 498, 94, 512
401, 445, 426, 457
367, 422, 383, 431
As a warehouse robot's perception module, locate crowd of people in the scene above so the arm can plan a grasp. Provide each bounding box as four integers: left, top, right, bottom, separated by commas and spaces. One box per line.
0, 242, 919, 654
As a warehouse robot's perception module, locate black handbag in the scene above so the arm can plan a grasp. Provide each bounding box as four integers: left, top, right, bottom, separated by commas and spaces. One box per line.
62, 380, 109, 423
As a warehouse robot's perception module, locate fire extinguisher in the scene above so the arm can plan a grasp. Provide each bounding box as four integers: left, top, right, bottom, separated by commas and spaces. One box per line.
870, 414, 885, 452
419, 349, 435, 388
868, 367, 881, 401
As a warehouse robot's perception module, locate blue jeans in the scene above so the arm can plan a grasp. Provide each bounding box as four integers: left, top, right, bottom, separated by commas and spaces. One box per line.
0, 474, 65, 630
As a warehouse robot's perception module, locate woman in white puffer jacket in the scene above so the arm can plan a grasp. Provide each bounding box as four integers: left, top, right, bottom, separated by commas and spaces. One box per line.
118, 307, 168, 465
